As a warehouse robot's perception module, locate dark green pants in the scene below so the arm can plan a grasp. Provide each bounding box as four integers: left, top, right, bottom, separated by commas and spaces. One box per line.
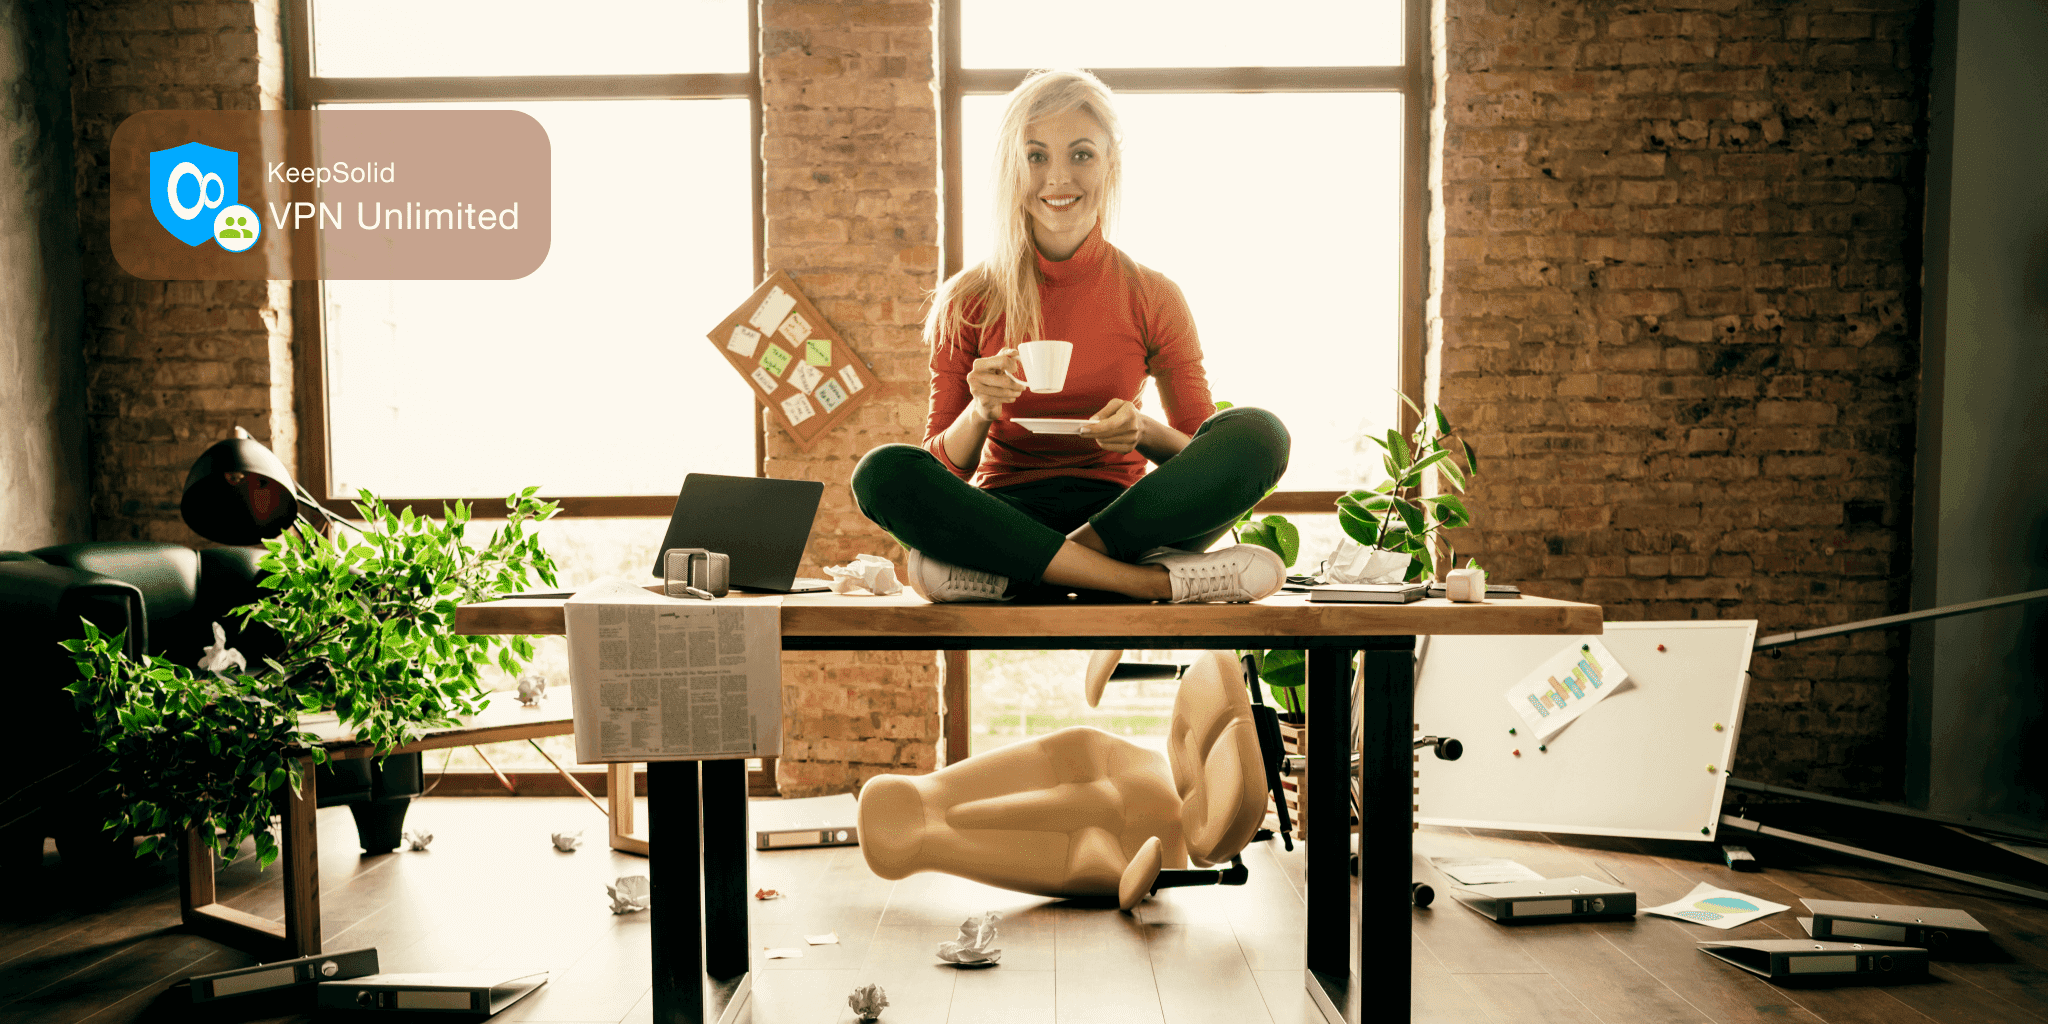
851, 406, 1290, 587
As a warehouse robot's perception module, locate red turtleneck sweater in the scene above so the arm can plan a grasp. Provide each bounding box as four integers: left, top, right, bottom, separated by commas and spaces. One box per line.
923, 223, 1215, 490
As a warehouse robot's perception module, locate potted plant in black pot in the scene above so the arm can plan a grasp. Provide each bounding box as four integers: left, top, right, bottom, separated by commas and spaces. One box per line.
63, 489, 560, 868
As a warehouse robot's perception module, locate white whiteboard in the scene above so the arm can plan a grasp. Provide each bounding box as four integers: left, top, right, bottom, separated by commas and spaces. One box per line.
1413, 621, 1756, 842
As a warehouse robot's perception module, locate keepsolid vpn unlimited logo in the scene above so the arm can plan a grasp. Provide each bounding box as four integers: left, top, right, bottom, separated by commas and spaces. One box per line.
113, 110, 548, 280
148, 141, 262, 253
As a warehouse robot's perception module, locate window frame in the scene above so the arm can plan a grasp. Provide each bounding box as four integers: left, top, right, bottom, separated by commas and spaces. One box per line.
282, 1, 777, 793
934, 0, 1432, 514
284, 0, 767, 519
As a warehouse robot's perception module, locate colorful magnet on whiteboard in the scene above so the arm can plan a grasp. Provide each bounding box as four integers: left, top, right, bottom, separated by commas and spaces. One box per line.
1658, 644, 1667, 652
1701, 827, 1710, 835
1512, 749, 1521, 756
1538, 744, 1547, 752
1707, 764, 1717, 773
1508, 727, 1517, 735
1713, 722, 1724, 731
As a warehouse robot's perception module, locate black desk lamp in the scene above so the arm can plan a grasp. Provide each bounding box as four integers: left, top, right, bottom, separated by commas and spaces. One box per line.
181, 427, 352, 544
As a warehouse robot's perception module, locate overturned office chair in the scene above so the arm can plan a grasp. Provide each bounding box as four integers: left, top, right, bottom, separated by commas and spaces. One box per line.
1085, 649, 1304, 850
1082, 648, 1465, 906
857, 650, 1267, 910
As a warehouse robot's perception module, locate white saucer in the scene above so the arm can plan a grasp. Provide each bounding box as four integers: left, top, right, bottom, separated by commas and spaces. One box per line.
1013, 417, 1092, 434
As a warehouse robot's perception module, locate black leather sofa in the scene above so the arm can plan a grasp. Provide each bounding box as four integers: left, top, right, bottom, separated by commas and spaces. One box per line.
0, 541, 423, 872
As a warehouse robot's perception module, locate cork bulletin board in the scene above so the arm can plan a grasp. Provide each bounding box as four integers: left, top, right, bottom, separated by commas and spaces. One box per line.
706, 270, 879, 451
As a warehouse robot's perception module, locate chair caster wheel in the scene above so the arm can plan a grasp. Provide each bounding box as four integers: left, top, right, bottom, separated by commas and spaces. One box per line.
1411, 882, 1434, 908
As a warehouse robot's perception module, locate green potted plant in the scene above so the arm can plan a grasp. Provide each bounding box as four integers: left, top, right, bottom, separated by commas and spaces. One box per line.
1328, 395, 1479, 585
63, 489, 560, 867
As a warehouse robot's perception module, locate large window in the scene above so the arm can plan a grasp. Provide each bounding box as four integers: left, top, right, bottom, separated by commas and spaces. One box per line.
287, 1, 769, 785
291, 0, 761, 514
942, 0, 1427, 511
942, 0, 1429, 755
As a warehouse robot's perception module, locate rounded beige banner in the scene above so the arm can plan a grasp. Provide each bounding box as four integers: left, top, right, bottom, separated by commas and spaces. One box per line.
111, 109, 550, 280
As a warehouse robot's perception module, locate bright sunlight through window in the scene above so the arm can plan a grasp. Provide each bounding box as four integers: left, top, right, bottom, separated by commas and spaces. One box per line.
319, 99, 756, 499
962, 92, 1405, 493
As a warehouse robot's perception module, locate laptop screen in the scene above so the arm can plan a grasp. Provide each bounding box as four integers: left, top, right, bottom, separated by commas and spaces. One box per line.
650, 474, 824, 591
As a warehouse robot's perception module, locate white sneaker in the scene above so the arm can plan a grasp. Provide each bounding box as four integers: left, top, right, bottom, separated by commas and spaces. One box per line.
906, 548, 1010, 603
1140, 544, 1286, 604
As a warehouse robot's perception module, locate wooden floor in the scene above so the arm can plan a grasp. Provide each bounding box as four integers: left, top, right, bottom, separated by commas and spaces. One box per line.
2, 796, 2046, 1023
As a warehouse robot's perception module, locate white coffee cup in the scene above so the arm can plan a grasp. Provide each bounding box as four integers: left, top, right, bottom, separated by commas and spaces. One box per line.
1011, 340, 1073, 394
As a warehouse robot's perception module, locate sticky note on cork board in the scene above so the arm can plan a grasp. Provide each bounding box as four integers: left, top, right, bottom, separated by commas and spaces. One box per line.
705, 269, 881, 451
759, 343, 793, 377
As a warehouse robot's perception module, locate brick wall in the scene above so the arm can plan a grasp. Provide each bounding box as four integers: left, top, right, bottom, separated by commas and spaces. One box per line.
1434, 0, 1925, 795
760, 0, 944, 797
69, 0, 292, 544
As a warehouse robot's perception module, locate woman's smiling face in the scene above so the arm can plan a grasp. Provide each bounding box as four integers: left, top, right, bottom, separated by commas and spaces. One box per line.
1022, 107, 1108, 260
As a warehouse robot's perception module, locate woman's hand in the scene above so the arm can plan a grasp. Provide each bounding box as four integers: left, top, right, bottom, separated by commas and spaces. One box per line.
966, 348, 1026, 420
1078, 398, 1146, 453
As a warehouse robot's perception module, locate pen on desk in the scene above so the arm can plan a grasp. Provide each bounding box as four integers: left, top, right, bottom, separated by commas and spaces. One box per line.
681, 585, 716, 601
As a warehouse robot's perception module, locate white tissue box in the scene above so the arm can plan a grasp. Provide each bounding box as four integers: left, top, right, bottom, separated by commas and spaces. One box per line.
1444, 566, 1487, 602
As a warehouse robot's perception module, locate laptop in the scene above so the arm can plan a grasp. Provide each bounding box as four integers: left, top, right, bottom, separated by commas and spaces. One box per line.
650, 474, 833, 593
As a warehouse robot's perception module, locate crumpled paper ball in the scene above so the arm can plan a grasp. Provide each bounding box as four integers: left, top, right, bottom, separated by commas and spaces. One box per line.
1324, 538, 1413, 585
608, 875, 651, 914
825, 554, 903, 596
402, 829, 433, 851
551, 830, 583, 852
936, 911, 1002, 965
848, 982, 889, 1021
516, 676, 548, 705
197, 622, 247, 677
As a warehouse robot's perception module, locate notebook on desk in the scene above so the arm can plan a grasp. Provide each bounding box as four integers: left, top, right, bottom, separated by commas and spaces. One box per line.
1307, 583, 1429, 604
650, 473, 833, 593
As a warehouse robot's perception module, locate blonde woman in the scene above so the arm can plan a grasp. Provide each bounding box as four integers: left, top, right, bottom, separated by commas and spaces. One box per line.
850, 69, 1289, 603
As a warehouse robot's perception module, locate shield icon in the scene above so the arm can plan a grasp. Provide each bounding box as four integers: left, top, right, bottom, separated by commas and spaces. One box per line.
149, 142, 239, 247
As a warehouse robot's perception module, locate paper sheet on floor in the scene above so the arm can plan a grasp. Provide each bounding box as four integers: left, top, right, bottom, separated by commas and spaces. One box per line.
1643, 882, 1787, 929
1429, 857, 1545, 884
565, 577, 782, 762
1502, 637, 1629, 742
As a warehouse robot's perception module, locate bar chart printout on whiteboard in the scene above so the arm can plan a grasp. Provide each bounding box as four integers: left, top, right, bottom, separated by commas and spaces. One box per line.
1503, 638, 1630, 742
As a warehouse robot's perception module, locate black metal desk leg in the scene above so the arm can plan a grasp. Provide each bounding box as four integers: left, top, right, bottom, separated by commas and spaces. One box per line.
1359, 641, 1415, 1023
1305, 647, 1355, 996
649, 760, 703, 1024
700, 758, 749, 979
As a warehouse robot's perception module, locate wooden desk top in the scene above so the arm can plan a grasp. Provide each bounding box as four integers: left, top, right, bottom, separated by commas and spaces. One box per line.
453, 590, 1601, 640
300, 691, 574, 760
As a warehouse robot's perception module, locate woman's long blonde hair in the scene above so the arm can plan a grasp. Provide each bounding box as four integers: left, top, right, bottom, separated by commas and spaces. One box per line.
926, 68, 1124, 352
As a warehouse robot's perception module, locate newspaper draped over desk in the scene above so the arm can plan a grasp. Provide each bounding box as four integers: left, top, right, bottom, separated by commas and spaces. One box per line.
563, 577, 782, 762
